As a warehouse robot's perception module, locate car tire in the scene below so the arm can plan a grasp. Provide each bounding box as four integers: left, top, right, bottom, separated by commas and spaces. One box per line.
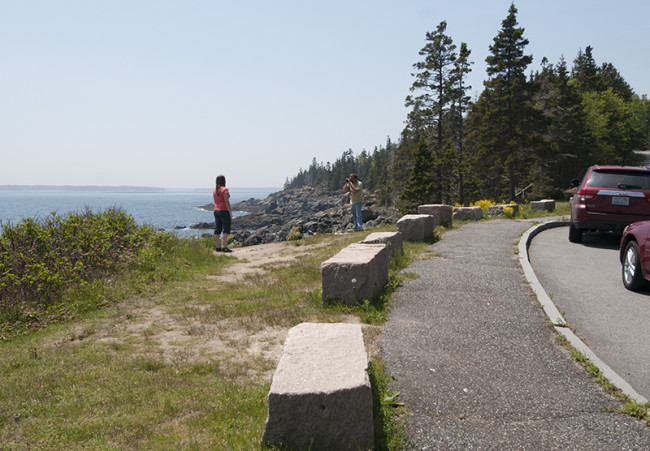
568, 222, 582, 243
622, 240, 649, 291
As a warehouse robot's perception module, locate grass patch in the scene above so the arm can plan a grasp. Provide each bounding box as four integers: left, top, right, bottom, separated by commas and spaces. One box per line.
1, 223, 424, 448
554, 334, 650, 426
370, 358, 413, 450
323, 236, 423, 325
514, 201, 571, 219
0, 336, 268, 449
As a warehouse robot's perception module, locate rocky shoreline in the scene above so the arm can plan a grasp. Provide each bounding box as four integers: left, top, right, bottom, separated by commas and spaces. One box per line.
189, 187, 401, 246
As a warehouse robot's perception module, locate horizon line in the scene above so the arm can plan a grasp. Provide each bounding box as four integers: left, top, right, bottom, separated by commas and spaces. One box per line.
0, 184, 283, 190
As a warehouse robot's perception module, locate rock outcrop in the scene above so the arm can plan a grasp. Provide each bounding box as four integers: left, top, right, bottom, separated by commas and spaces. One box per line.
191, 187, 401, 247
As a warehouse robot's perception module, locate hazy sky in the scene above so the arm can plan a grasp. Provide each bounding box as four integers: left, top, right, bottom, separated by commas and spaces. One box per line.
2, 1, 649, 188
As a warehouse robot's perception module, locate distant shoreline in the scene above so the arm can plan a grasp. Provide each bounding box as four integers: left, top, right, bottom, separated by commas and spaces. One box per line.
0, 185, 282, 193
0, 187, 281, 236
0, 185, 165, 192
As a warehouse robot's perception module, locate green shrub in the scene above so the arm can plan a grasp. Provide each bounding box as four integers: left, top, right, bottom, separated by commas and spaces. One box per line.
0, 209, 159, 328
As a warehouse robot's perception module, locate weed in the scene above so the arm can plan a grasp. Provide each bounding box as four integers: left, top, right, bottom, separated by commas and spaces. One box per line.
137, 357, 166, 372
555, 331, 650, 426
503, 206, 515, 218
469, 199, 497, 214
369, 358, 412, 450
27, 345, 38, 359
514, 201, 571, 220
286, 226, 302, 241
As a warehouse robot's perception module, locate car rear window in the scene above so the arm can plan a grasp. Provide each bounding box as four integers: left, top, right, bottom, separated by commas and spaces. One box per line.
586, 170, 650, 189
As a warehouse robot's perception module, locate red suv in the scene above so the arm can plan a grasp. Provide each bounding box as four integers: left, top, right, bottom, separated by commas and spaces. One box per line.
569, 165, 650, 243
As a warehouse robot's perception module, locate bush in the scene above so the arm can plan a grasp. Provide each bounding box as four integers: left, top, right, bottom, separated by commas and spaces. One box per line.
0, 209, 157, 325
503, 206, 515, 218
286, 226, 302, 241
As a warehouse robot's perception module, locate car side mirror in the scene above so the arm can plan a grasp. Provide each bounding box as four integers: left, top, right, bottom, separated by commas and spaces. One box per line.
571, 179, 580, 187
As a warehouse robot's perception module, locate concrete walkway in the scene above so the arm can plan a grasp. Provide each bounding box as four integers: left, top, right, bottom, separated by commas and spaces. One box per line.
379, 219, 650, 449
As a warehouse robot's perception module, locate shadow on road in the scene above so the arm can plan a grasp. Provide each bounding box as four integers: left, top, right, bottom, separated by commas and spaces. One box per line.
574, 231, 622, 250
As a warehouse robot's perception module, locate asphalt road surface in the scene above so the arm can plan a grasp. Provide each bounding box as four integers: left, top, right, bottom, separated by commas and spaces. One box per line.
528, 226, 650, 400
380, 220, 650, 448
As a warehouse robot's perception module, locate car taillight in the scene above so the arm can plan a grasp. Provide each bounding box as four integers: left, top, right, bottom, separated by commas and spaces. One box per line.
644, 192, 650, 202
575, 189, 594, 201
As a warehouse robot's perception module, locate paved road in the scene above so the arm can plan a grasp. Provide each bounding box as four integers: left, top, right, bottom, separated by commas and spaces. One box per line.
528, 226, 650, 400
379, 220, 650, 449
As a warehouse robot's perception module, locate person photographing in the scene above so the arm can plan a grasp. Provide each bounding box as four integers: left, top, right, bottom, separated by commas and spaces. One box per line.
343, 173, 363, 232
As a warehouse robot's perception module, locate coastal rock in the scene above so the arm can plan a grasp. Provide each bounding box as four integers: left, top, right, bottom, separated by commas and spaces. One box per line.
192, 187, 400, 246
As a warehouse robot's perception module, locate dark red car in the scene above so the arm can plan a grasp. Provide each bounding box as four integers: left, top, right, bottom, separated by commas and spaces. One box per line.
569, 165, 650, 243
620, 221, 650, 291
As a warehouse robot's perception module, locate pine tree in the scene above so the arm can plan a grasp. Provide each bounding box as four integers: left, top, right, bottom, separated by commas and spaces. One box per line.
572, 46, 600, 92
600, 62, 634, 102
449, 42, 473, 204
469, 3, 535, 201
403, 21, 458, 203
400, 138, 434, 211
531, 57, 592, 190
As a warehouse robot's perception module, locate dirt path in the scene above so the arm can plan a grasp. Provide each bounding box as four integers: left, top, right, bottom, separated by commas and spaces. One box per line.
51, 239, 367, 384
207, 240, 331, 282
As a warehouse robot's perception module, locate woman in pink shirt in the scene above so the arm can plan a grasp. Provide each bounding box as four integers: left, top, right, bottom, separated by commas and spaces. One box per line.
213, 174, 232, 252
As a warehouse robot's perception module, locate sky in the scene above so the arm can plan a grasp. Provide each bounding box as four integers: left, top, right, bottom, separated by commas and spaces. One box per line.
2, 1, 649, 189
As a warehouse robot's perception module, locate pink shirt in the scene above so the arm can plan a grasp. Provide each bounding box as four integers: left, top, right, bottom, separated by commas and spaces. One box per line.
213, 187, 230, 211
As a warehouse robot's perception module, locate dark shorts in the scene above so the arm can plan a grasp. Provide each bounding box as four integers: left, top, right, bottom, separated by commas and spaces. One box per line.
214, 210, 231, 235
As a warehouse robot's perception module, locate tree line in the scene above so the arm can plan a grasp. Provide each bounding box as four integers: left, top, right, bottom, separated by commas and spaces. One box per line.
284, 4, 650, 211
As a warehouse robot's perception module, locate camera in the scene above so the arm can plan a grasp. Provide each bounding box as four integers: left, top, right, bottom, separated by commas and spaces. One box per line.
346, 178, 350, 183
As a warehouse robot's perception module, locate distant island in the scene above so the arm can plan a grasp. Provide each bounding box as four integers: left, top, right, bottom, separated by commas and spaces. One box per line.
0, 185, 165, 193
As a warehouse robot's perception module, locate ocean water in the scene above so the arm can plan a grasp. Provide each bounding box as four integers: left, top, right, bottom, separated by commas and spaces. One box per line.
0, 186, 280, 237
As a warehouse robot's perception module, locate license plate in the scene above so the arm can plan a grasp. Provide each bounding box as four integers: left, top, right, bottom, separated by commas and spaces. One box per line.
612, 196, 630, 206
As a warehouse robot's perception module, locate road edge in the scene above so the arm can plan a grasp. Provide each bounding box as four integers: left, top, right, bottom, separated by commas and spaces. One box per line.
519, 220, 649, 405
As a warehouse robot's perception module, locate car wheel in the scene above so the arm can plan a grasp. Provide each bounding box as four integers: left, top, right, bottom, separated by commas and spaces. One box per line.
622, 240, 649, 291
568, 222, 582, 243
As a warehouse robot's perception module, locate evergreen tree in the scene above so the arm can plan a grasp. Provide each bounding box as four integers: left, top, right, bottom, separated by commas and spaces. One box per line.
532, 57, 592, 190
571, 46, 600, 92
570, 46, 644, 166
469, 3, 536, 201
286, 9, 650, 204
643, 96, 650, 149
449, 42, 473, 204
400, 138, 434, 210
600, 62, 634, 102
404, 21, 458, 203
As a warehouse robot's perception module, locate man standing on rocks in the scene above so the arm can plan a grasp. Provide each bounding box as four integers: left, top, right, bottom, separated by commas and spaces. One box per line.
343, 173, 363, 232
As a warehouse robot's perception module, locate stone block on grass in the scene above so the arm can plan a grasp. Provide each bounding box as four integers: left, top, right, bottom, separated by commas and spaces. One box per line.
360, 231, 403, 259
397, 214, 435, 242
262, 322, 373, 451
530, 199, 555, 211
453, 206, 483, 221
321, 243, 389, 306
488, 204, 520, 217
417, 204, 453, 227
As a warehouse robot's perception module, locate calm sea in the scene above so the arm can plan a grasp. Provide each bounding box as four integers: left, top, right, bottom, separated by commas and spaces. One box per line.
0, 186, 280, 237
